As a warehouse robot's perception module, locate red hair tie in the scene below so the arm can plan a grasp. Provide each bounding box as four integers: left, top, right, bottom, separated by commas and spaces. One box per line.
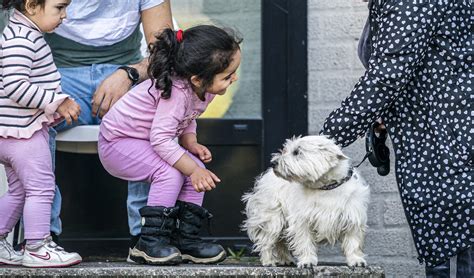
176, 29, 184, 43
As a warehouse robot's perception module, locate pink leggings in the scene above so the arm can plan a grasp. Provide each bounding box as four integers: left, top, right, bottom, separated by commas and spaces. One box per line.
98, 134, 204, 208
0, 126, 54, 240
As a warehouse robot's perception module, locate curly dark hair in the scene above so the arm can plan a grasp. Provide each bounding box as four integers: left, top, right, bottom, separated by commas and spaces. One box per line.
147, 25, 242, 99
2, 0, 46, 11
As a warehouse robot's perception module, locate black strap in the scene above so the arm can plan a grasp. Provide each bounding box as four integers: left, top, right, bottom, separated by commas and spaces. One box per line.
354, 152, 371, 168
319, 168, 355, 191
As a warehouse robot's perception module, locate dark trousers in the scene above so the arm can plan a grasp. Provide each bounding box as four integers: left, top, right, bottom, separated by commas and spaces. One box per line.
426, 246, 473, 278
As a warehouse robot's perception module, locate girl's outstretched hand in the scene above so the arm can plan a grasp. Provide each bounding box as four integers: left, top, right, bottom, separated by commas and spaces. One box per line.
188, 143, 212, 163
190, 167, 221, 192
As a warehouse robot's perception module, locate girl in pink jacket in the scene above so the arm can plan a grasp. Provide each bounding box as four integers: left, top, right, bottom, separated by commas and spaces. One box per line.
98, 25, 242, 265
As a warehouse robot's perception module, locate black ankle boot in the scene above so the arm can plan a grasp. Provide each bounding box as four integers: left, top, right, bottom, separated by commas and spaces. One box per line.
172, 201, 226, 264
129, 206, 182, 265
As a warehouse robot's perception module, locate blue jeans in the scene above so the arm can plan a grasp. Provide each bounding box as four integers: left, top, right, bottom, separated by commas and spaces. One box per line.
425, 246, 473, 278
50, 64, 149, 236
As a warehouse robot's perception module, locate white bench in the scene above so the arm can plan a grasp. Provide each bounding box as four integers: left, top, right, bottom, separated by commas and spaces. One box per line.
0, 125, 98, 195
55, 125, 100, 154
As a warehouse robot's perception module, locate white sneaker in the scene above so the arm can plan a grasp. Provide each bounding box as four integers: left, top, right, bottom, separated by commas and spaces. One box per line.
0, 236, 23, 265
22, 236, 82, 268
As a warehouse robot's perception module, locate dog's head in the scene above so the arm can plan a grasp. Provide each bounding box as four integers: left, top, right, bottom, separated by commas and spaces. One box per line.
271, 135, 349, 189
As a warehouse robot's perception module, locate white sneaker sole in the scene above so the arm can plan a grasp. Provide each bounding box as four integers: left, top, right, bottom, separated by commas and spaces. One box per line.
0, 258, 23, 266
22, 259, 82, 268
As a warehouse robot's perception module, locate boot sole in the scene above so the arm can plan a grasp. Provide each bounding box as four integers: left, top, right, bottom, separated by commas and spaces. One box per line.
130, 248, 182, 265
182, 250, 227, 264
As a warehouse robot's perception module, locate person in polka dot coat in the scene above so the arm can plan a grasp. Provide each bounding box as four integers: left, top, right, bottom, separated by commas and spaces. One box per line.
321, 0, 472, 276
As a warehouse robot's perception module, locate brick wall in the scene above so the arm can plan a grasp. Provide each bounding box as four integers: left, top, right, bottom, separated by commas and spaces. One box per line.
308, 1, 424, 277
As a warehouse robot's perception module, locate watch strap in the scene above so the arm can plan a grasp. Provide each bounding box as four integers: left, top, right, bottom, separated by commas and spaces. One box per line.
118, 65, 139, 86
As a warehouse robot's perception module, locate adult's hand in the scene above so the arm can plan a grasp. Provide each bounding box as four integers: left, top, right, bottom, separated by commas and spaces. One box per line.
374, 118, 386, 134
91, 69, 132, 118
91, 0, 172, 119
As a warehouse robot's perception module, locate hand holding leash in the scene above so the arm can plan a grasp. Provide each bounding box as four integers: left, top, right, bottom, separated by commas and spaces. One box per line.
366, 121, 390, 176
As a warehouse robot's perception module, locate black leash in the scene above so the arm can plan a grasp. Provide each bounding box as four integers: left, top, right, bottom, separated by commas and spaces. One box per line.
354, 152, 371, 168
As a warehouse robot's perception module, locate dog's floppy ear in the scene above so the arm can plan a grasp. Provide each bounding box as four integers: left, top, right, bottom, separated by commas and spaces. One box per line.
316, 135, 349, 159
301, 136, 349, 182
320, 142, 349, 161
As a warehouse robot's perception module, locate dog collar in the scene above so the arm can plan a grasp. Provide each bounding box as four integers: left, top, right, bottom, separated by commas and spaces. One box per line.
319, 168, 354, 190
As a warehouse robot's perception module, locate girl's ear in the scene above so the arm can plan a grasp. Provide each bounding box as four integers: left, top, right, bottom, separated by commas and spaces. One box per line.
24, 0, 38, 15
190, 75, 202, 89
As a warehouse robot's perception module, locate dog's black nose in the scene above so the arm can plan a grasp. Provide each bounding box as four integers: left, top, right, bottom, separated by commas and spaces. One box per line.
270, 160, 277, 169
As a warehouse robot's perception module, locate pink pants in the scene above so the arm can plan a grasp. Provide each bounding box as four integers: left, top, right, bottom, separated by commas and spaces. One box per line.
98, 134, 204, 208
0, 126, 54, 240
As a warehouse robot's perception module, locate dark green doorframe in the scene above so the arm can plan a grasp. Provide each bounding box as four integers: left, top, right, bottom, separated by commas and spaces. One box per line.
262, 0, 308, 166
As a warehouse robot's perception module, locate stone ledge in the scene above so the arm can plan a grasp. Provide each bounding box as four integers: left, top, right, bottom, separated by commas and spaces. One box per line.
0, 262, 384, 277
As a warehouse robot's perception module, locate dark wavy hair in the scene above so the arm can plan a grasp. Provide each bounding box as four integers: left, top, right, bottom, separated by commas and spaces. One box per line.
148, 25, 242, 99
2, 0, 46, 11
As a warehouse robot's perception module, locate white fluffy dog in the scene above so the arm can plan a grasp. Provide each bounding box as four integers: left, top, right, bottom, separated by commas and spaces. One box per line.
242, 136, 369, 268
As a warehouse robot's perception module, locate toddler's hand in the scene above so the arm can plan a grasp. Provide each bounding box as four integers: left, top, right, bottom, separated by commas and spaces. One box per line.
188, 143, 212, 163
57, 98, 81, 125
190, 167, 221, 192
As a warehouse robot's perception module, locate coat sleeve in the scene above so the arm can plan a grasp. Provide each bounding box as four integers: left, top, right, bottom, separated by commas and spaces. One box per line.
320, 0, 450, 147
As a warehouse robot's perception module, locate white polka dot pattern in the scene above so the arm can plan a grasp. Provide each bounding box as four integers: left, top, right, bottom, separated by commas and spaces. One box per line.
321, 0, 473, 267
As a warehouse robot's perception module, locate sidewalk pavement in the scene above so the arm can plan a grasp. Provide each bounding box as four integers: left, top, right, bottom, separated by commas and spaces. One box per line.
0, 261, 384, 277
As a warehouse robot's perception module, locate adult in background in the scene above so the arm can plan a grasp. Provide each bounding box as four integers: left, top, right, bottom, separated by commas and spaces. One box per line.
43, 0, 172, 263
0, 9, 7, 30
321, 0, 472, 277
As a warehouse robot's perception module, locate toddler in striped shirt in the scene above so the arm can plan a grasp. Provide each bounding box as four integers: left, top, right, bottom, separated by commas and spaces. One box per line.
0, 0, 81, 268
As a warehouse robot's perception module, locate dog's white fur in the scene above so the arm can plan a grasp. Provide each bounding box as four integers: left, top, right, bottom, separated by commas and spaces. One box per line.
242, 136, 369, 268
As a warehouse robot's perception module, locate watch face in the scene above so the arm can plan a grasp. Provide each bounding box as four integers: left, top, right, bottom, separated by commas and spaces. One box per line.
119, 66, 139, 84
129, 68, 139, 81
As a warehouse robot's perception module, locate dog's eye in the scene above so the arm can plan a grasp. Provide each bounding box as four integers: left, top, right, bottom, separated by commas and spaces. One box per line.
292, 149, 300, 156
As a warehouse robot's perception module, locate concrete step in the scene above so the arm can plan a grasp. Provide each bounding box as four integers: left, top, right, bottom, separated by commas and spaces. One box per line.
0, 261, 384, 277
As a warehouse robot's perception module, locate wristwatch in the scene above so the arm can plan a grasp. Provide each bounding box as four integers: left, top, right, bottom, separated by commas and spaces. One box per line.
118, 66, 139, 86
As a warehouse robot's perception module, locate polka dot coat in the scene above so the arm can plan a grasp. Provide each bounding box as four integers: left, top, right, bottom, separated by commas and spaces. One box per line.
321, 0, 473, 267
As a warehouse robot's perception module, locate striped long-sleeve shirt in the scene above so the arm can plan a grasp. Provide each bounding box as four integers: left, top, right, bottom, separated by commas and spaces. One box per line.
0, 9, 68, 139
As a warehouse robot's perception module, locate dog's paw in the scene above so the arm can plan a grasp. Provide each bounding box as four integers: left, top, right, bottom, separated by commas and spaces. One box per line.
261, 258, 280, 267
262, 262, 278, 267
346, 256, 367, 268
261, 259, 278, 267
276, 259, 295, 266
296, 257, 318, 269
